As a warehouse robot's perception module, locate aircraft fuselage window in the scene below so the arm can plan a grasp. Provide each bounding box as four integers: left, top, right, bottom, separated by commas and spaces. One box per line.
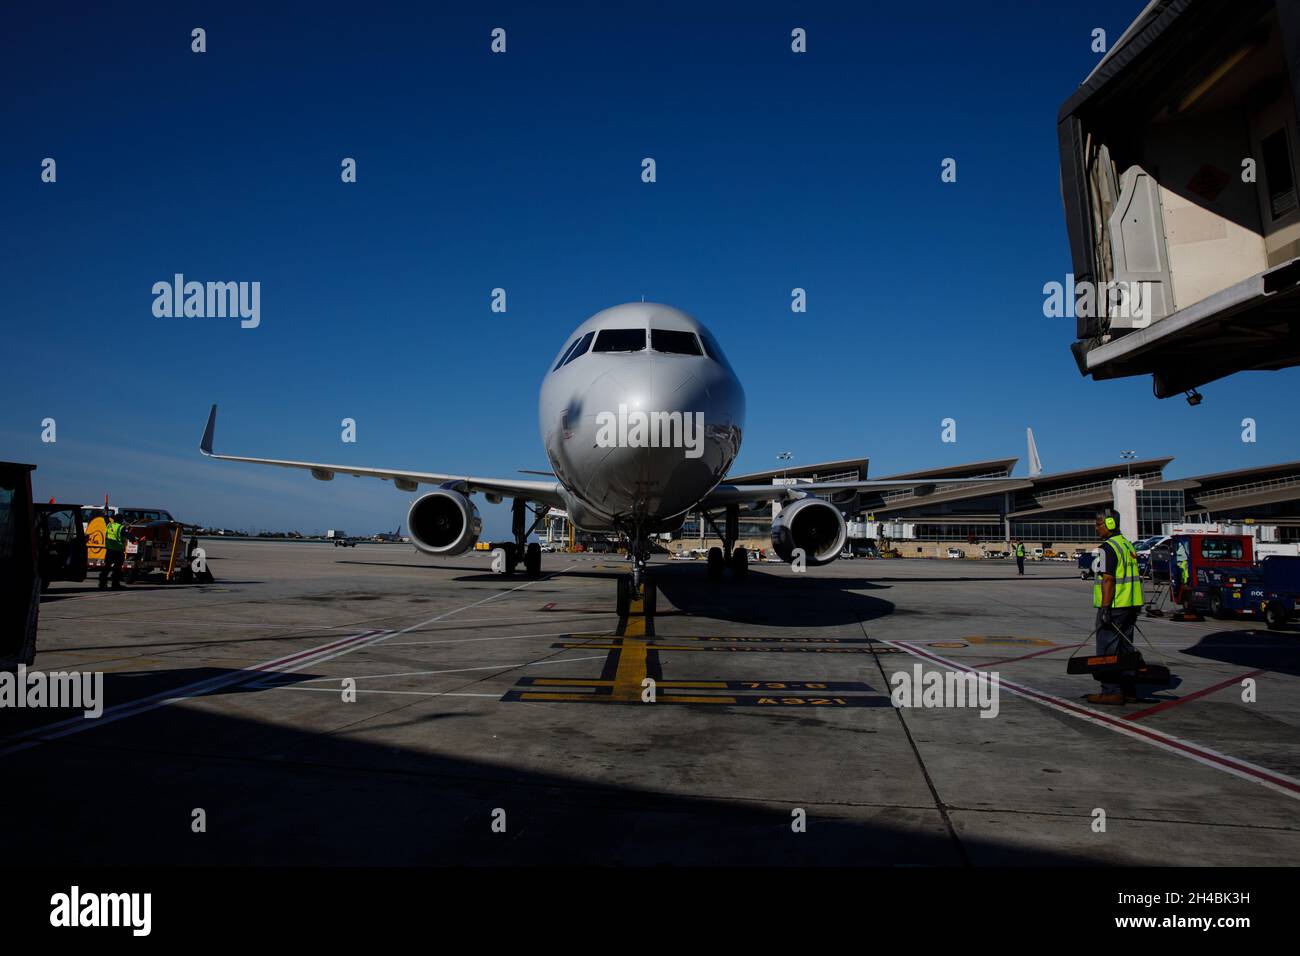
592, 329, 647, 353
650, 329, 702, 355
561, 330, 595, 367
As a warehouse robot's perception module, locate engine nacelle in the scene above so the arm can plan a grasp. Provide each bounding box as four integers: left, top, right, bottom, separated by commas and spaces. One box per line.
407, 489, 481, 556
771, 497, 847, 566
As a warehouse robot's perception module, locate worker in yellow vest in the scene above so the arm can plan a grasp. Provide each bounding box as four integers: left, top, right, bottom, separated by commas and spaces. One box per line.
1013, 539, 1026, 575
100, 513, 132, 590
1090, 510, 1144, 704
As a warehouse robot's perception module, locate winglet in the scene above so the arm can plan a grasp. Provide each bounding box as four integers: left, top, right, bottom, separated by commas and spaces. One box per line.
200, 404, 218, 456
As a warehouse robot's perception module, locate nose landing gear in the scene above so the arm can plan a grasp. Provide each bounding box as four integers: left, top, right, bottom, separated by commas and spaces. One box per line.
618, 526, 657, 622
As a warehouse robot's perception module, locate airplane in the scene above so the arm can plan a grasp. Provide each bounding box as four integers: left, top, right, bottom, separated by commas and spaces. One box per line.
200, 302, 1002, 610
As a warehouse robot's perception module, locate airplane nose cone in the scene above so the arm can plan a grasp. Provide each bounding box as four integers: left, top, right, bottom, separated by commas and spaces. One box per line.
580, 357, 722, 518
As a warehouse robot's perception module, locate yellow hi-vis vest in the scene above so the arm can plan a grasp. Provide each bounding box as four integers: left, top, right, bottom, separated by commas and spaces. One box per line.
105, 520, 127, 551
1015, 544, 1025, 558
1093, 533, 1143, 608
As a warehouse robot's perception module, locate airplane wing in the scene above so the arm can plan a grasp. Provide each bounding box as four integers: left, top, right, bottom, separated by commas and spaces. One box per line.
198, 405, 566, 508
700, 478, 1016, 509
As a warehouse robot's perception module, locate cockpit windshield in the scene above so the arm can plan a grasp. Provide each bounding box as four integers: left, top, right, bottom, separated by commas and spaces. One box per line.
592, 329, 647, 353
650, 329, 702, 355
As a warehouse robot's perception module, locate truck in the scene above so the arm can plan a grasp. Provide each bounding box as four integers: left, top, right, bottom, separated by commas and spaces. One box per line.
1196, 556, 1300, 629
1165, 533, 1256, 618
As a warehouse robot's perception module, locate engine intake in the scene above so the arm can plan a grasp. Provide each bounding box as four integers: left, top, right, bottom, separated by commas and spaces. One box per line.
771, 497, 846, 566
407, 489, 481, 556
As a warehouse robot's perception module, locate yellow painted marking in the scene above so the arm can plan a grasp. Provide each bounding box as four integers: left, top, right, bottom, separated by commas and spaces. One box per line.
532, 678, 613, 687
612, 638, 648, 701
519, 692, 602, 702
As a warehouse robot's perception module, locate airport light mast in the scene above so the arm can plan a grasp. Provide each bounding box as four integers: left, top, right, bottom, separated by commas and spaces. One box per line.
777, 451, 792, 482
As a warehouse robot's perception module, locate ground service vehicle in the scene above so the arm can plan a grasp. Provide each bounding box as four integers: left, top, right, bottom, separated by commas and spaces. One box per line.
35, 502, 87, 590
1, 462, 40, 669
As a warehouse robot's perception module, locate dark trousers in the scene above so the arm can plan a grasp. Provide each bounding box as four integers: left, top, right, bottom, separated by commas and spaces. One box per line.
1094, 605, 1140, 694
99, 550, 125, 589
1016, 556, 1025, 575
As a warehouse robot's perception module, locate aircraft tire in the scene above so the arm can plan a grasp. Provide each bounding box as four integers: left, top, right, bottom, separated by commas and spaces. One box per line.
524, 542, 541, 577
1265, 601, 1287, 631
617, 575, 631, 617
706, 547, 725, 581
731, 547, 748, 581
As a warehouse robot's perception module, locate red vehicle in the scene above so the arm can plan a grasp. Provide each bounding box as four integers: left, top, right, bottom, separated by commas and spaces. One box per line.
1167, 534, 1255, 615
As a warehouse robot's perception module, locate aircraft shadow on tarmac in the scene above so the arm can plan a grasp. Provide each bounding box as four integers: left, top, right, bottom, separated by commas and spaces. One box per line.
649, 563, 895, 629
0, 678, 1098, 866
1181, 629, 1300, 677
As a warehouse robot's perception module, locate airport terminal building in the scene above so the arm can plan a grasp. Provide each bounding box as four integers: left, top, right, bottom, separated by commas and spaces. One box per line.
645, 455, 1300, 557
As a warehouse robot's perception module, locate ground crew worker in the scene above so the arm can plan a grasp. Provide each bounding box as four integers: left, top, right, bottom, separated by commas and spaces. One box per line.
100, 513, 131, 590
1174, 539, 1190, 599
1014, 539, 1026, 575
1090, 510, 1143, 704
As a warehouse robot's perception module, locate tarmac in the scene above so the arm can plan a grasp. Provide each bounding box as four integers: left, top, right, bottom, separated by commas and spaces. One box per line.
3, 541, 1298, 865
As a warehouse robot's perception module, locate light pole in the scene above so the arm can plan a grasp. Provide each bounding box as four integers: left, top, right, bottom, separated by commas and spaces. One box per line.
777, 451, 792, 482
1120, 449, 1137, 480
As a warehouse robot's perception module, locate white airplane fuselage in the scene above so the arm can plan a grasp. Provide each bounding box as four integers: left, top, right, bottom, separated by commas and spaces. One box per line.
539, 303, 745, 533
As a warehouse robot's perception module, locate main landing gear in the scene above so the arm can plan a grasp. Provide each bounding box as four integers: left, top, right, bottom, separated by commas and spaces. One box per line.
702, 505, 749, 582
491, 499, 549, 578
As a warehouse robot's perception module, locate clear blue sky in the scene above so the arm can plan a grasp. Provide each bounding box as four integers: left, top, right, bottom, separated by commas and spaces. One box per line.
3, 0, 1297, 538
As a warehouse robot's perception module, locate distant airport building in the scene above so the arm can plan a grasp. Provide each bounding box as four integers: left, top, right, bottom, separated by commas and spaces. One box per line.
1181, 460, 1300, 539
660, 455, 1300, 557
1057, 0, 1300, 398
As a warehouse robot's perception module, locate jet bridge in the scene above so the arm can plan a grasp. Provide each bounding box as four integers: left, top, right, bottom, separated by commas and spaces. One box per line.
1058, 0, 1300, 398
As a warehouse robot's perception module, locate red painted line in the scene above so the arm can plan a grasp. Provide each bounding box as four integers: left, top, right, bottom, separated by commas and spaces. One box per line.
250, 629, 385, 671
883, 640, 1300, 800
974, 642, 1084, 668
1123, 669, 1267, 722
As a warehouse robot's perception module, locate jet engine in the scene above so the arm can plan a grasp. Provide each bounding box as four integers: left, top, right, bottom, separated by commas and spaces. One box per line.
771, 497, 846, 566
407, 489, 481, 556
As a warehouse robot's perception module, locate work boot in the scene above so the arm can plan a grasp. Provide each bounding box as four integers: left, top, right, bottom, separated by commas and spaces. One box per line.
1086, 692, 1126, 705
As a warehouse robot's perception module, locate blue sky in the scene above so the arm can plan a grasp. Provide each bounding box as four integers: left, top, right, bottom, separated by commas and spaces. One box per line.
3, 0, 1297, 537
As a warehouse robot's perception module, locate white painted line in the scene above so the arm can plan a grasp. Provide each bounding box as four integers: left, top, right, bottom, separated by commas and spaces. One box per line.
878, 638, 1300, 802
38, 617, 358, 631
1, 564, 575, 756
294, 655, 609, 683
0, 628, 390, 756
352, 629, 590, 648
